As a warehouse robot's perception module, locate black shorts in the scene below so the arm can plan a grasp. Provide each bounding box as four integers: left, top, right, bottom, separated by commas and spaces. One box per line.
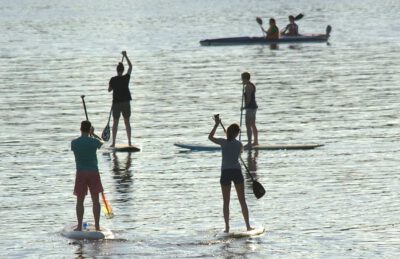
220, 169, 244, 186
113, 101, 131, 119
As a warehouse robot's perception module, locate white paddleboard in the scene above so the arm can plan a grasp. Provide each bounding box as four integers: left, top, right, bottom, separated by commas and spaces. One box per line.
61, 223, 114, 240
110, 144, 140, 152
217, 225, 265, 238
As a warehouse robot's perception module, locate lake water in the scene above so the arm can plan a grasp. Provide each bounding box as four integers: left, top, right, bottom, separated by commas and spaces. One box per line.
1, 0, 399, 258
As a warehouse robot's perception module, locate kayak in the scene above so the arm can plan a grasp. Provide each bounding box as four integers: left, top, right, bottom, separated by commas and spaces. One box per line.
200, 25, 331, 46
174, 143, 323, 152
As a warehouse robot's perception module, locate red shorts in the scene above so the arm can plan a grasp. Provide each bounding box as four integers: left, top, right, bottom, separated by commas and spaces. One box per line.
74, 171, 104, 197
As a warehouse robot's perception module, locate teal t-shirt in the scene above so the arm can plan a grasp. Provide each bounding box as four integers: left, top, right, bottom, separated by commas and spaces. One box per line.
71, 135, 102, 171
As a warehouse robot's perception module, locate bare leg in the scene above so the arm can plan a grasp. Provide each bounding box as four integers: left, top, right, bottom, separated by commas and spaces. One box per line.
75, 196, 85, 231
245, 118, 252, 148
91, 193, 101, 231
123, 116, 131, 146
234, 183, 253, 230
221, 184, 231, 232
252, 123, 259, 146
111, 117, 119, 147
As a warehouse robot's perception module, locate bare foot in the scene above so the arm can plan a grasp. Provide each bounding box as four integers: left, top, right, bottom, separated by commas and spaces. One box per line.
224, 228, 229, 233
244, 143, 251, 149
110, 144, 115, 148
247, 226, 255, 231
252, 142, 259, 147
73, 227, 82, 231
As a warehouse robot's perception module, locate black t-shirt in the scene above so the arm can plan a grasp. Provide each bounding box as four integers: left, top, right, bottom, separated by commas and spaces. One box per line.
109, 74, 132, 103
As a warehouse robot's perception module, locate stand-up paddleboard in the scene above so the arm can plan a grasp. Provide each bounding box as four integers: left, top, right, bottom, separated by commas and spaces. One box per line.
217, 225, 265, 238
61, 223, 114, 240
175, 143, 323, 151
110, 144, 140, 152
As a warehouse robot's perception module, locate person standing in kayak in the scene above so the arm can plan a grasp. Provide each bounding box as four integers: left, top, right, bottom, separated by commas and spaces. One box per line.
208, 115, 253, 233
241, 72, 259, 148
281, 15, 299, 36
263, 18, 279, 40
71, 120, 104, 231
108, 51, 133, 147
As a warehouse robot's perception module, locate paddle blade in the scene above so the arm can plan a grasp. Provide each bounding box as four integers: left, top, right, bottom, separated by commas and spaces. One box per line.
101, 125, 110, 141
253, 180, 266, 199
326, 25, 332, 37
294, 13, 304, 21
101, 193, 114, 219
256, 17, 263, 26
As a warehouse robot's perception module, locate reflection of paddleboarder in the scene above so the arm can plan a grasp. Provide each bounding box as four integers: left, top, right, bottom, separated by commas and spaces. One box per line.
71, 121, 104, 231
208, 115, 253, 233
108, 51, 133, 147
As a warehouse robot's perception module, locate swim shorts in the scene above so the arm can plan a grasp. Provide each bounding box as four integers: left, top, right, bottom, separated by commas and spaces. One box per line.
113, 101, 131, 119
245, 108, 257, 121
220, 169, 244, 186
74, 171, 104, 197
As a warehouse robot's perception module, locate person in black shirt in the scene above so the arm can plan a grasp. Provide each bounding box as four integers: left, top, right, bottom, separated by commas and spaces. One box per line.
241, 72, 259, 148
108, 51, 133, 147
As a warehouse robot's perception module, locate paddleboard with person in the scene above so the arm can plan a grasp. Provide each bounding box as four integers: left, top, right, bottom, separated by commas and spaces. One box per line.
241, 72, 259, 149
108, 51, 133, 148
208, 114, 254, 233
71, 120, 104, 232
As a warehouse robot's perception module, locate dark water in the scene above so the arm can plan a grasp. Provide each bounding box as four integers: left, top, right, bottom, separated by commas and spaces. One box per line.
1, 0, 399, 258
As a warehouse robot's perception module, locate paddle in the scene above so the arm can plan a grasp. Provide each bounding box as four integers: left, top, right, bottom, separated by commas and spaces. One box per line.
256, 17, 265, 36
294, 13, 304, 21
80, 95, 115, 219
101, 105, 112, 141
239, 83, 245, 142
101, 55, 125, 142
326, 25, 332, 37
80, 95, 101, 140
218, 117, 266, 199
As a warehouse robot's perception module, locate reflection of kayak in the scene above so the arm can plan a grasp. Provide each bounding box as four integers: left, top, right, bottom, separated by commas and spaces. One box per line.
200, 25, 331, 46
174, 143, 323, 152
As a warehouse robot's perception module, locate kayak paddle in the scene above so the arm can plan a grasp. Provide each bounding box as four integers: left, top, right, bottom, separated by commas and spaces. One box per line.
256, 17, 266, 36
294, 13, 304, 21
80, 95, 115, 218
217, 116, 266, 199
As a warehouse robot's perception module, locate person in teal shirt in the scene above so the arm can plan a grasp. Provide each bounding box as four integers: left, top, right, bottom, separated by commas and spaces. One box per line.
71, 120, 103, 231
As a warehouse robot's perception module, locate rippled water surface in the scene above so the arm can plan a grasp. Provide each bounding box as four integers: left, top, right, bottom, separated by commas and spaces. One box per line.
1, 0, 399, 258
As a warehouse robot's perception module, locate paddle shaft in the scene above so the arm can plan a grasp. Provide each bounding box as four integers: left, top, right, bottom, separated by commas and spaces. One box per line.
101, 192, 112, 217
218, 120, 256, 182
80, 96, 101, 140
239, 84, 245, 141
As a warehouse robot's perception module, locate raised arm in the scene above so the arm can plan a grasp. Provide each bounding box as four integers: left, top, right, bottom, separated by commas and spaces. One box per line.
122, 51, 133, 75
208, 115, 221, 144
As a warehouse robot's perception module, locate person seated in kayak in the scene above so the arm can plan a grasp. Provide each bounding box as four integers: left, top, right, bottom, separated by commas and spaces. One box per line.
262, 18, 279, 40
281, 15, 299, 36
